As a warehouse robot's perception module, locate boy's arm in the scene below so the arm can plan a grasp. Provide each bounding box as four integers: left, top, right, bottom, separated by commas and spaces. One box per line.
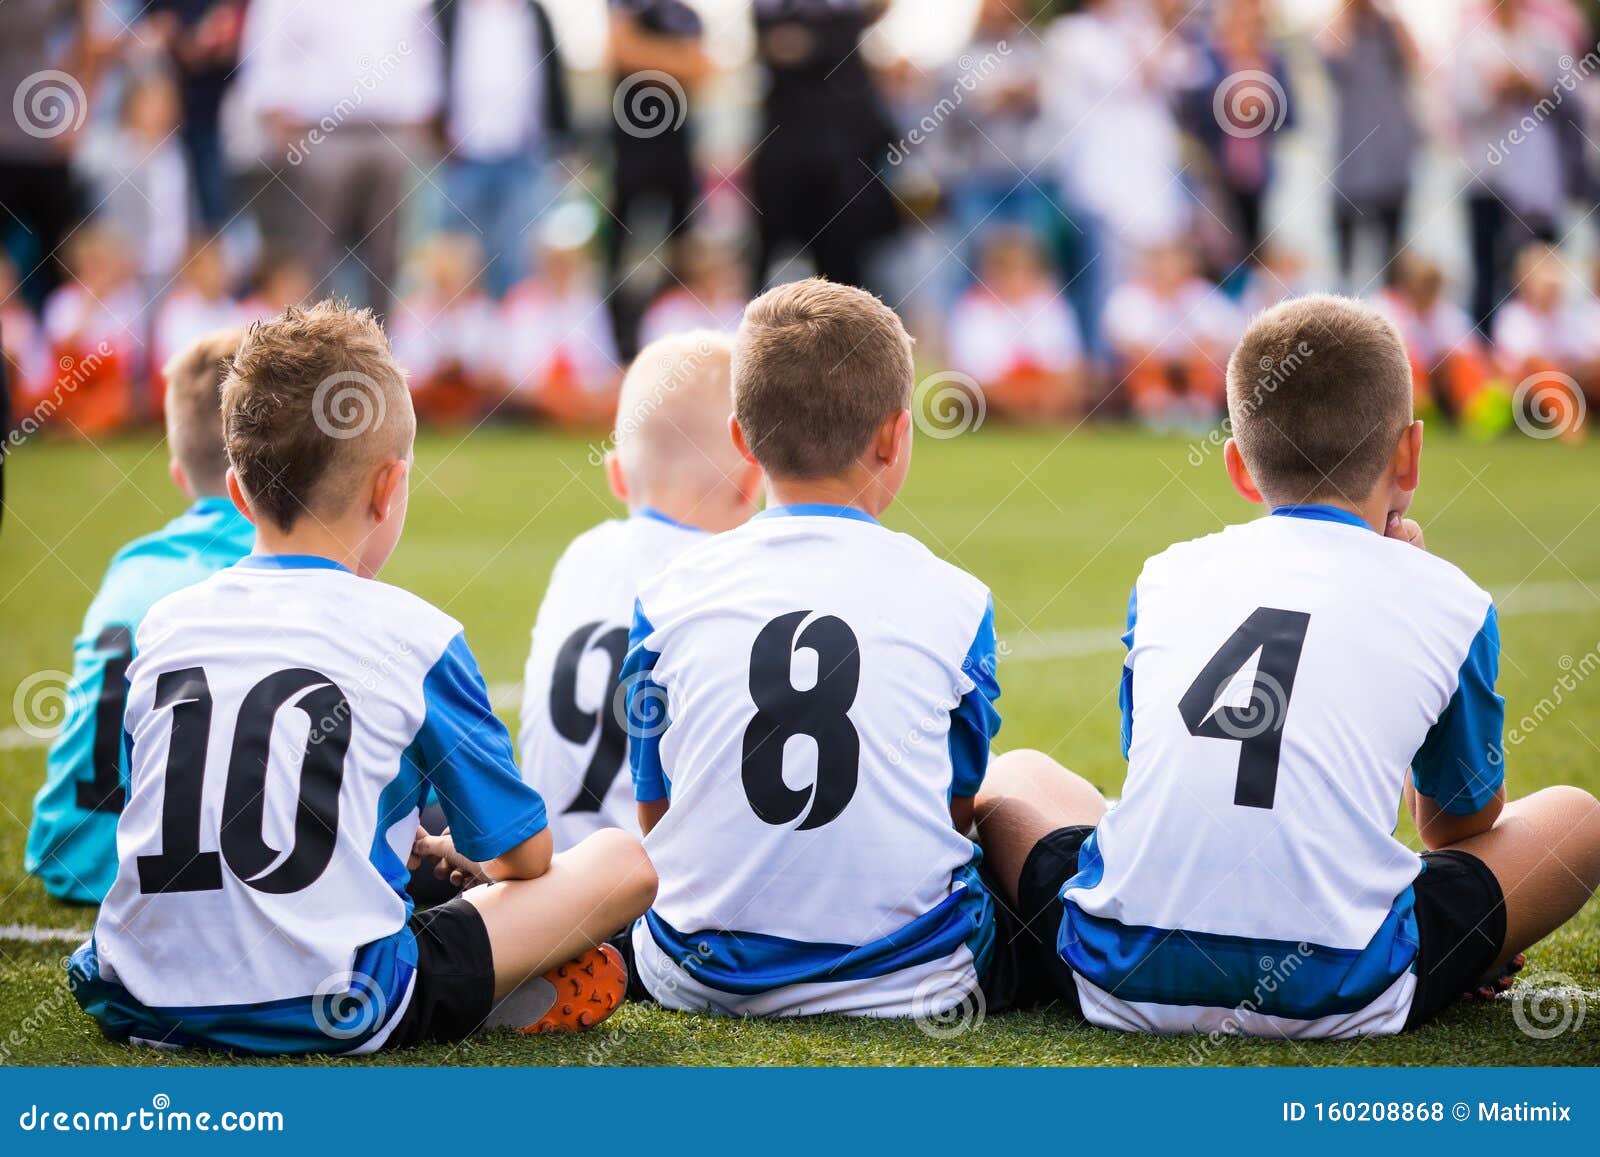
1409, 604, 1506, 850
950, 596, 1002, 829
623, 598, 673, 820
410, 633, 550, 879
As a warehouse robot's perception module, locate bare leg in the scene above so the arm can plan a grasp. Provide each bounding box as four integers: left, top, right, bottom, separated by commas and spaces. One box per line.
1445, 786, 1600, 971
463, 828, 657, 1000
974, 748, 1108, 911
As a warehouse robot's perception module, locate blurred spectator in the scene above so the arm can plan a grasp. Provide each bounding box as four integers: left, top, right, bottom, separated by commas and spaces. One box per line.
78, 71, 190, 294
1375, 252, 1509, 435
1456, 0, 1566, 335
0, 255, 50, 406
435, 0, 572, 298
1042, 0, 1191, 357
1105, 243, 1242, 429
239, 0, 443, 315
241, 251, 314, 319
150, 237, 248, 408
142, 1, 245, 229
1193, 0, 1293, 270
1319, 0, 1420, 291
0, 0, 96, 308
606, 0, 713, 360
1491, 242, 1592, 439
42, 224, 144, 434
948, 229, 1085, 421
936, 1, 1053, 278
504, 210, 621, 425
639, 235, 746, 346
391, 233, 505, 425
1239, 244, 1310, 315
750, 0, 901, 292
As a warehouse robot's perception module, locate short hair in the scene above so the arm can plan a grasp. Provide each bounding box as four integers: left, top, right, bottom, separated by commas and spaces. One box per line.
1227, 294, 1412, 506
222, 301, 413, 533
163, 328, 241, 496
613, 331, 739, 494
733, 278, 914, 479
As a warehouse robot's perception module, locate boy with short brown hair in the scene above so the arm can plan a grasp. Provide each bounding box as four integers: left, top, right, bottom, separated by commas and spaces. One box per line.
71, 301, 656, 1054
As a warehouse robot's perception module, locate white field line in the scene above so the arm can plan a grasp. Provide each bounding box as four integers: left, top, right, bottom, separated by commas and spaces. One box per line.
2, 578, 1595, 753
0, 924, 87, 943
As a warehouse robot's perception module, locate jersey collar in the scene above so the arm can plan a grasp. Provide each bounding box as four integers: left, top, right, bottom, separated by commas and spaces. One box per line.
755, 503, 879, 525
237, 553, 354, 573
188, 497, 240, 519
635, 507, 703, 533
1270, 504, 1373, 531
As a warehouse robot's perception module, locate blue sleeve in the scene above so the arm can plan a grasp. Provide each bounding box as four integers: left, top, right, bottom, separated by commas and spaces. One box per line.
409, 632, 547, 861
622, 599, 671, 803
1119, 585, 1137, 760
950, 596, 1002, 799
1411, 605, 1506, 816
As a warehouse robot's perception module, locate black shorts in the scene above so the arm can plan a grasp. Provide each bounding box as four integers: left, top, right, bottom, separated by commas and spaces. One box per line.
382, 896, 497, 1049
1014, 828, 1506, 1031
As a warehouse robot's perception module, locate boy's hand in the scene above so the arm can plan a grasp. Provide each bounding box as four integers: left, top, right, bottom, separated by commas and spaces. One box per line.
412, 828, 491, 889
1385, 513, 1425, 550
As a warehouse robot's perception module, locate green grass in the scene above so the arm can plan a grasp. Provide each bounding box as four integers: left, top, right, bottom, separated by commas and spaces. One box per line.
3, 425, 1598, 1066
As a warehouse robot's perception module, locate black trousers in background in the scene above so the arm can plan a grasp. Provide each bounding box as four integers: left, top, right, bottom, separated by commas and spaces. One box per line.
1467, 192, 1557, 337
1334, 193, 1407, 289
0, 159, 82, 309
606, 149, 697, 361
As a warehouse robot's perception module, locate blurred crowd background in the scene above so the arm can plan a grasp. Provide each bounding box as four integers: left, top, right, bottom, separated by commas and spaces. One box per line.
4, 0, 1600, 440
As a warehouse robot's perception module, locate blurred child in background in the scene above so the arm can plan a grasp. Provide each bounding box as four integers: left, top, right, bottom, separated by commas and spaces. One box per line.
638, 236, 746, 347
43, 226, 146, 435
241, 251, 315, 320
948, 229, 1085, 420
1105, 243, 1242, 429
151, 237, 250, 416
1, 255, 48, 409
1492, 242, 1590, 440
391, 233, 504, 425
1239, 245, 1310, 316
1376, 253, 1509, 436
503, 213, 620, 425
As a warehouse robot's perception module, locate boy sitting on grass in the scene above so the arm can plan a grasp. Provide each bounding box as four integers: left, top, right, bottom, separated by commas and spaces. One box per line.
975, 294, 1600, 1038
69, 302, 656, 1054
618, 278, 1024, 1018
28, 329, 255, 904
519, 331, 761, 850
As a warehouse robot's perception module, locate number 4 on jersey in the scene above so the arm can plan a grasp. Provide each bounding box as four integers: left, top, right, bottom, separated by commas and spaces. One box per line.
1177, 607, 1310, 810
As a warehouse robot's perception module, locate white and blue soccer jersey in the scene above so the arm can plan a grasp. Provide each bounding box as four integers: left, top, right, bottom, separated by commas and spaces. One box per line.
69, 554, 547, 1055
1063, 505, 1504, 1038
622, 504, 1002, 1017
519, 509, 709, 850
26, 498, 254, 903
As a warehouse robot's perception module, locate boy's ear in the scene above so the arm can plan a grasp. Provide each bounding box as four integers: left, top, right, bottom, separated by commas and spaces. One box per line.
605, 451, 630, 505
729, 415, 760, 466
168, 458, 194, 501
371, 457, 410, 523
1223, 438, 1265, 505
1394, 420, 1423, 494
877, 409, 913, 468
224, 467, 258, 525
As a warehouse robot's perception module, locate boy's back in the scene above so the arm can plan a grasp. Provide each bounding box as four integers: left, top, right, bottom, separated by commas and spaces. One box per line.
627, 504, 1000, 1016
519, 510, 709, 848
1071, 505, 1500, 1036
82, 556, 545, 1052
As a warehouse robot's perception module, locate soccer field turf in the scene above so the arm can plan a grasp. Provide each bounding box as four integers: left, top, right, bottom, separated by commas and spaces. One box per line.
2, 425, 1597, 1067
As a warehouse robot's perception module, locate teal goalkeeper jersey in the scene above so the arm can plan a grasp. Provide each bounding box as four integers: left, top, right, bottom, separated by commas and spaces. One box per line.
25, 497, 255, 903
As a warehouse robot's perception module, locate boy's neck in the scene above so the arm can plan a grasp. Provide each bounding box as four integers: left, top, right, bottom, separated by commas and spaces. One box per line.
251, 520, 366, 575
630, 488, 735, 534
765, 473, 884, 518
1276, 494, 1388, 535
